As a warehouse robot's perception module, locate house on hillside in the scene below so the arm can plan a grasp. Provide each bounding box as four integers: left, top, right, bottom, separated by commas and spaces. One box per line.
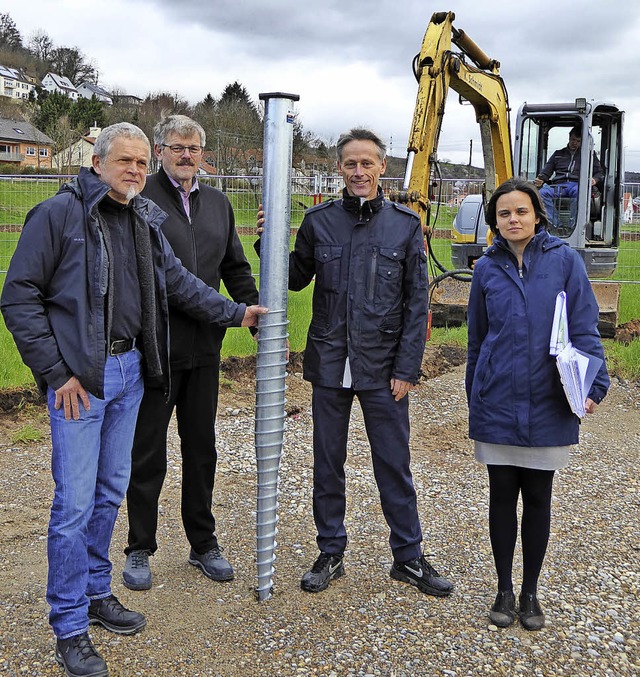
53, 126, 102, 171
22, 72, 39, 87
0, 118, 54, 169
76, 82, 112, 105
111, 93, 142, 108
42, 73, 79, 100
0, 65, 37, 101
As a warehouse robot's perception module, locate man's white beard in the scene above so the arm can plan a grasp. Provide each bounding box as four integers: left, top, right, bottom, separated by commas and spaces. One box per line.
126, 185, 139, 201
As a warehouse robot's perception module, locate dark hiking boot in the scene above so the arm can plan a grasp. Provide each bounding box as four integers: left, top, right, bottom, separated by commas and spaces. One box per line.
55, 632, 108, 677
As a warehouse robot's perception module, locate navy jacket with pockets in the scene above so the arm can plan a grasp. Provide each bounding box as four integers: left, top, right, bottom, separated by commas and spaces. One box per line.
287, 190, 429, 390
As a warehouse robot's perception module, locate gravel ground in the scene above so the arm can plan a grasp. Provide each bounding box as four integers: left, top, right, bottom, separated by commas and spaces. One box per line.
0, 348, 638, 676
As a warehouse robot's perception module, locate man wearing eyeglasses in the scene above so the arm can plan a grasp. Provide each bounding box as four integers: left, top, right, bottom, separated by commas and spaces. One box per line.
123, 115, 259, 590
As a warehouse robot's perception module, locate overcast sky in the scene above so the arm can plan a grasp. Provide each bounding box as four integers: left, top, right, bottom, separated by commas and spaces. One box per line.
4, 0, 640, 171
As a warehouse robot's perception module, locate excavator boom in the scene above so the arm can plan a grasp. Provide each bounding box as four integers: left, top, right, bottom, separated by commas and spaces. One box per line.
394, 11, 513, 233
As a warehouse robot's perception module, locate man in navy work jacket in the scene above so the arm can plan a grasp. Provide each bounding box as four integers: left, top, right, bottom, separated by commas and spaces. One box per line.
0, 122, 266, 677
258, 128, 453, 597
123, 115, 259, 591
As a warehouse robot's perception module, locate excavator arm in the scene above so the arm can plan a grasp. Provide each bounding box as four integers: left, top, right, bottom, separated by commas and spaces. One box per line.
394, 11, 513, 233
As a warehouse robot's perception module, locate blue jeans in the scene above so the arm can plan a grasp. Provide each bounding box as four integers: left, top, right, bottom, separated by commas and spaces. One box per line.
46, 350, 144, 639
540, 181, 579, 226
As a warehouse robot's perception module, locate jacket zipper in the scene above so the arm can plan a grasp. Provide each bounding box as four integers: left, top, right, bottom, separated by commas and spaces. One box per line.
568, 150, 576, 177
368, 247, 378, 301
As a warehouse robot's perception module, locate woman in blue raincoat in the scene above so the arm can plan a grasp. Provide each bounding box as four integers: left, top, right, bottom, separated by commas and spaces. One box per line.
466, 178, 609, 630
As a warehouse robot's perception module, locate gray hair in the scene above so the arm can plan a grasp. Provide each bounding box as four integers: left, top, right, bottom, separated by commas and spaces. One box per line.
336, 128, 386, 163
93, 122, 150, 162
153, 115, 206, 147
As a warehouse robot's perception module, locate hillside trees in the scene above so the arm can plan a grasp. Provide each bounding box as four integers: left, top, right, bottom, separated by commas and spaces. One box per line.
0, 17, 95, 84
206, 82, 262, 174
34, 91, 107, 134
135, 92, 191, 143
0, 14, 38, 76
48, 46, 96, 84
27, 29, 53, 65
70, 95, 106, 130
0, 13, 23, 51
33, 90, 72, 132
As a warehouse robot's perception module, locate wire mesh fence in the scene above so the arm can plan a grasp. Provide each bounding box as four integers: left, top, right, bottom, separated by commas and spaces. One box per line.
617, 183, 640, 283
1, 175, 640, 284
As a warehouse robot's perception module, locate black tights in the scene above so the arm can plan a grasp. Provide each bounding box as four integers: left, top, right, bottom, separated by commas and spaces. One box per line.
487, 464, 555, 595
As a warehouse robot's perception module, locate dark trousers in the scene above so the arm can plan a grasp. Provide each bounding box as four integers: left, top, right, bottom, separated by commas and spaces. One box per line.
311, 384, 423, 562
125, 362, 220, 555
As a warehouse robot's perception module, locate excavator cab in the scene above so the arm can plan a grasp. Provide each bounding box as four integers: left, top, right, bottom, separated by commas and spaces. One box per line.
451, 99, 624, 279
514, 99, 624, 278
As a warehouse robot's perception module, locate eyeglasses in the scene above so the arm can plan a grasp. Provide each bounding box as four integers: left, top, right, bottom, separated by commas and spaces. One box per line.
161, 144, 204, 156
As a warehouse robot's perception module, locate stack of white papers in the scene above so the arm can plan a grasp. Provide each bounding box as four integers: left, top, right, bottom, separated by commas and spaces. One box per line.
555, 342, 603, 418
549, 291, 602, 418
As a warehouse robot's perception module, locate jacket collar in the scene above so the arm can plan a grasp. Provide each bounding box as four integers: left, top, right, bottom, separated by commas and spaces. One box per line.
61, 167, 111, 213
491, 228, 566, 257
341, 186, 384, 220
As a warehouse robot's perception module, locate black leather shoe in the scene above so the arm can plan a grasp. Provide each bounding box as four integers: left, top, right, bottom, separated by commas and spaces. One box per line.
88, 594, 146, 635
489, 590, 516, 627
390, 555, 453, 597
519, 592, 545, 630
55, 632, 108, 677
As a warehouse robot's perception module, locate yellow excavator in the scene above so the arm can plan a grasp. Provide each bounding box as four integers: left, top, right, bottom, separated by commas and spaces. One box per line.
392, 11, 624, 334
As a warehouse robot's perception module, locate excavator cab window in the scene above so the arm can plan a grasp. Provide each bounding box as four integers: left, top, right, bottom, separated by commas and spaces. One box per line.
519, 118, 541, 181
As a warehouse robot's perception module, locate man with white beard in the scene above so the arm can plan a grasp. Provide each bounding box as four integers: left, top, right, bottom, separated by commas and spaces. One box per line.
1, 122, 266, 676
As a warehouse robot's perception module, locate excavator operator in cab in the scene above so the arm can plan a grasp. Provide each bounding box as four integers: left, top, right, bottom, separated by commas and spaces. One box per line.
533, 125, 603, 226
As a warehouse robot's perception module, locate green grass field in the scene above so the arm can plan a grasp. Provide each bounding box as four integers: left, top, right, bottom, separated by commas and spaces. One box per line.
0, 177, 63, 227
230, 194, 314, 231
0, 178, 313, 228
0, 310, 32, 388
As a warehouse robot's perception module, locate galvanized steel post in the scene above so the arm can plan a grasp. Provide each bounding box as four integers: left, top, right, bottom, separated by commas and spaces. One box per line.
255, 92, 299, 601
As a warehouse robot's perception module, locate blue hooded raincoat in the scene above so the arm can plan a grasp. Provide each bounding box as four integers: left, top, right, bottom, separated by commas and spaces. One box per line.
466, 229, 609, 447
